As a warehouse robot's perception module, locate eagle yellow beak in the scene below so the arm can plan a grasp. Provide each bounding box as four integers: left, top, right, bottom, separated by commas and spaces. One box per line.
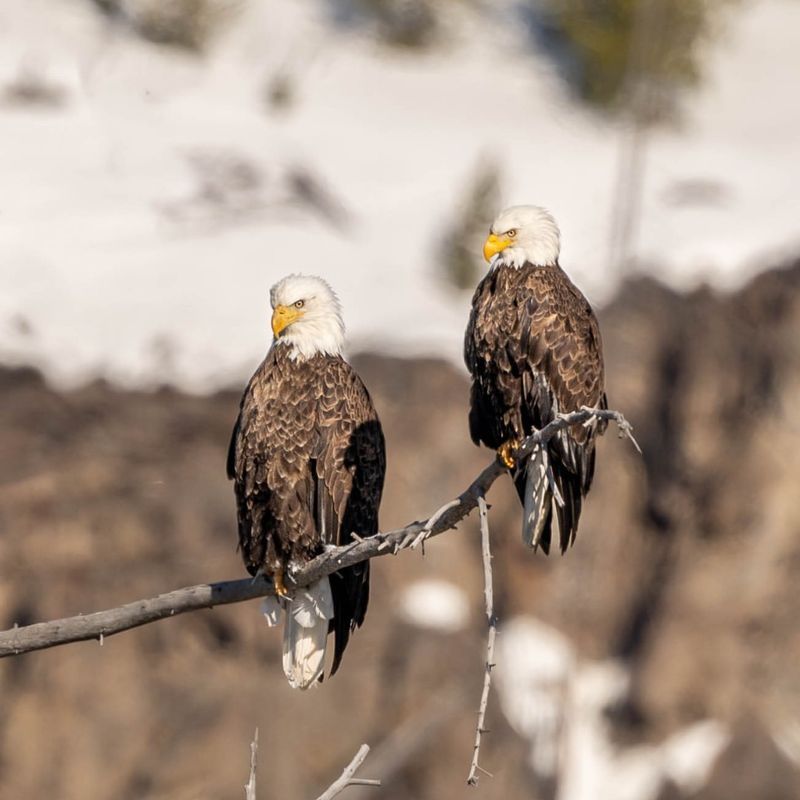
483, 233, 512, 262
271, 304, 303, 338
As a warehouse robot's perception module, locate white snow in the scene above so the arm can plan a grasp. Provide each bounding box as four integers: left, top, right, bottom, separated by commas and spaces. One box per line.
773, 720, 800, 767
495, 616, 575, 778
495, 616, 730, 800
1, 0, 798, 388
661, 720, 731, 794
398, 579, 470, 632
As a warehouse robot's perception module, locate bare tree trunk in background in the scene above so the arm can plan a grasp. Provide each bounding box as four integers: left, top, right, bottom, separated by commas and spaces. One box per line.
607, 0, 668, 276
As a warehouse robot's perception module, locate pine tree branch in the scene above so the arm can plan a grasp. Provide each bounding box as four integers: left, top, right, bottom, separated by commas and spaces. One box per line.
0, 407, 636, 659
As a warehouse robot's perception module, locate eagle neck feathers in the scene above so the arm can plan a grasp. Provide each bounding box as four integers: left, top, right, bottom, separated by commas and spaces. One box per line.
275, 317, 345, 362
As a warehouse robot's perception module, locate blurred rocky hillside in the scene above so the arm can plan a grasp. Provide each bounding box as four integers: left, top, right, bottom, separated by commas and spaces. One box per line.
1, 257, 800, 799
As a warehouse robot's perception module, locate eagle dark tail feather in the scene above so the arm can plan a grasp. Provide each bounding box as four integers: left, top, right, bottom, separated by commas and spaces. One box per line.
516, 445, 581, 554
553, 469, 582, 552
328, 562, 370, 677
516, 443, 553, 553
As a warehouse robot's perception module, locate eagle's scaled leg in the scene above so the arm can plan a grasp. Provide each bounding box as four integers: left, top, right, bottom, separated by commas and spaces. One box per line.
497, 438, 520, 470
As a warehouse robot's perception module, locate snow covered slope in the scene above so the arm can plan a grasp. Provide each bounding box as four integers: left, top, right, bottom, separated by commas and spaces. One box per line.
1, 0, 798, 388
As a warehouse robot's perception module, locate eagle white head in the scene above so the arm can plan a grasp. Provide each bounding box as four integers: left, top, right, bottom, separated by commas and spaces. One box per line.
483, 205, 561, 269
269, 274, 345, 360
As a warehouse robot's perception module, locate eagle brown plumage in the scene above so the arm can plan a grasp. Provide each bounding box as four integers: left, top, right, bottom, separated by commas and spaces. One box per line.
464, 205, 606, 553
227, 274, 385, 689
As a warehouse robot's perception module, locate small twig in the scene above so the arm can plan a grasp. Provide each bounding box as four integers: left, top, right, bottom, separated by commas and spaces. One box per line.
344, 689, 463, 799
316, 744, 380, 800
244, 728, 258, 800
410, 499, 461, 549
579, 405, 642, 454
467, 495, 497, 787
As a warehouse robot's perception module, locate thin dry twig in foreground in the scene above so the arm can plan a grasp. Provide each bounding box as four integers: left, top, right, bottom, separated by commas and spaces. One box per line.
467, 495, 497, 787
244, 729, 258, 800
240, 734, 378, 800
0, 407, 637, 659
316, 744, 380, 800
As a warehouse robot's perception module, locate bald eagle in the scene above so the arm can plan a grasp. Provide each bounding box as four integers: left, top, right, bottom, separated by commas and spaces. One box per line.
227, 274, 385, 689
464, 206, 606, 553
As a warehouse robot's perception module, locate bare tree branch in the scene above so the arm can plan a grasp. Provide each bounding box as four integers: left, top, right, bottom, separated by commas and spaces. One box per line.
0, 407, 636, 659
346, 689, 464, 799
316, 744, 379, 800
245, 728, 258, 800
467, 495, 497, 787
240, 731, 377, 800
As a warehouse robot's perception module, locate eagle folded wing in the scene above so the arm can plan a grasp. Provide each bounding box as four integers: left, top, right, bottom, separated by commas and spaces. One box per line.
314, 364, 385, 675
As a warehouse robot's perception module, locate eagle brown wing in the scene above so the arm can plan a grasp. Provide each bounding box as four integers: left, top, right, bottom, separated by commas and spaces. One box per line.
518, 266, 606, 457
313, 360, 385, 675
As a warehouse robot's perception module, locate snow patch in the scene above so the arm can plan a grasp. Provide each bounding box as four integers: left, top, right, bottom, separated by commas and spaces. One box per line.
398, 579, 469, 632
0, 0, 798, 388
495, 616, 730, 800
773, 720, 800, 767
496, 616, 575, 778
661, 720, 730, 794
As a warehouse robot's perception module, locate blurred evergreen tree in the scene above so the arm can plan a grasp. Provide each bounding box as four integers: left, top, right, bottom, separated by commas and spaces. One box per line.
91, 0, 240, 52
330, 0, 440, 49
439, 159, 502, 291
528, 0, 733, 123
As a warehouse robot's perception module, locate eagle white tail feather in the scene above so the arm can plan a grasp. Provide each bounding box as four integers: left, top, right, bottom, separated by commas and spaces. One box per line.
261, 596, 282, 627
281, 577, 334, 690
523, 444, 551, 549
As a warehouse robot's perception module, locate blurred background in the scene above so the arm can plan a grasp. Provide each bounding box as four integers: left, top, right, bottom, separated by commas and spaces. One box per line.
1, 0, 799, 798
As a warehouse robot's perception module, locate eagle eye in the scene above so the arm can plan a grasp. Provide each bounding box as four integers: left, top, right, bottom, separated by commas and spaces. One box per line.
294, 300, 305, 309
506, 229, 517, 238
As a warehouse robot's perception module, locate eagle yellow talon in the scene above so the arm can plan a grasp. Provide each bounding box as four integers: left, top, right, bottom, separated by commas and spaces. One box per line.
273, 568, 290, 598
497, 439, 520, 470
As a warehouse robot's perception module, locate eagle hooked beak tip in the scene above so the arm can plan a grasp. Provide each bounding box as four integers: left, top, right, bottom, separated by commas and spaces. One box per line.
271, 305, 302, 338
483, 233, 512, 262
